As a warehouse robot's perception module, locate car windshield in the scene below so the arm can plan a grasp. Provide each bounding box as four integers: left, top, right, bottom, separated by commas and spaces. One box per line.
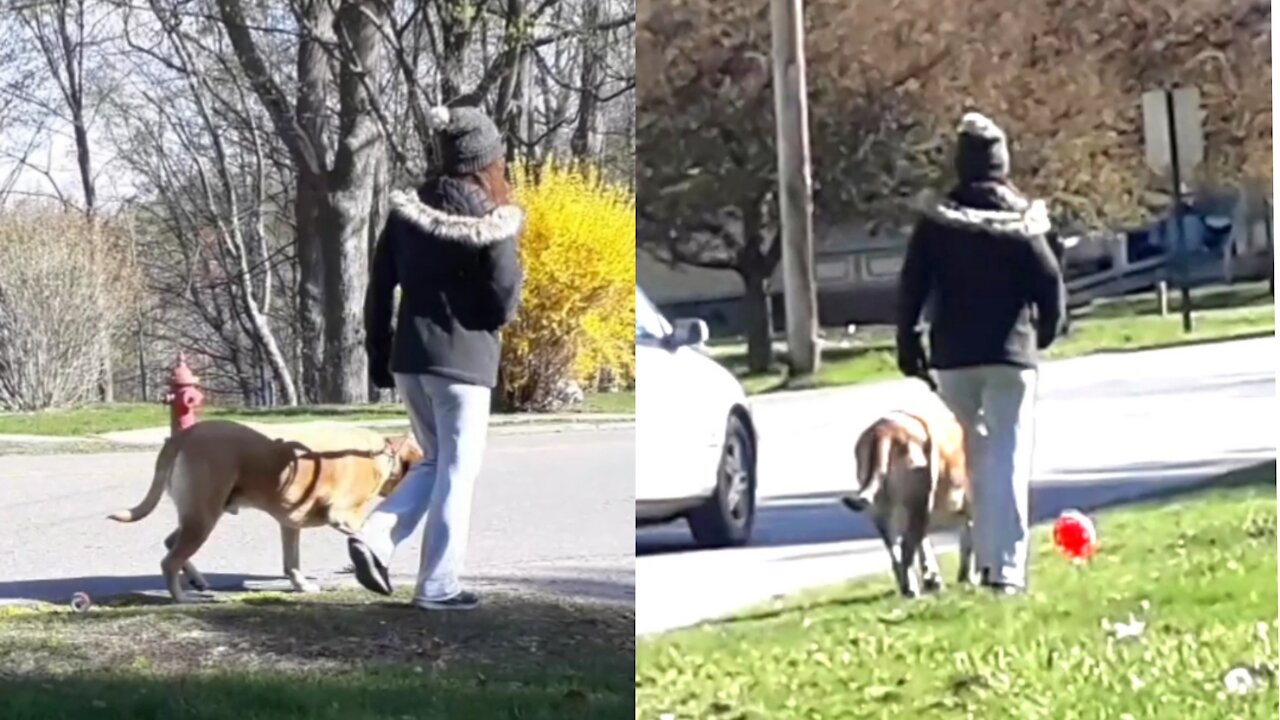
636, 286, 671, 340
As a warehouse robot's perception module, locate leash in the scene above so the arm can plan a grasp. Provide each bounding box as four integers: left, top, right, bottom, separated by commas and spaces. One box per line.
922, 370, 939, 393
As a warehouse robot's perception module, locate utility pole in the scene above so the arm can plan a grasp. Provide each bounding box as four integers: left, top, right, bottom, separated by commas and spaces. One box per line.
769, 0, 820, 378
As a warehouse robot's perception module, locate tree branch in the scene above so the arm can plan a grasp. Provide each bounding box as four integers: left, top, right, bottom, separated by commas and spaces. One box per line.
214, 0, 324, 178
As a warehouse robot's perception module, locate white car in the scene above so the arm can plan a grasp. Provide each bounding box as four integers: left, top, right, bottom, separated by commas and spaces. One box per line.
635, 286, 759, 547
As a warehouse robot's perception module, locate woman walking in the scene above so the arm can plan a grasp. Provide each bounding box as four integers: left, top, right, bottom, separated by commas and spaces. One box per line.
896, 112, 1065, 595
353, 105, 524, 610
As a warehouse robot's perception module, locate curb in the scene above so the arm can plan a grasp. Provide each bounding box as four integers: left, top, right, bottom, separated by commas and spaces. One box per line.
0, 414, 634, 449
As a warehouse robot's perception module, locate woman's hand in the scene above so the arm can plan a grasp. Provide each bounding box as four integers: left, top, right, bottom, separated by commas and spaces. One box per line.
368, 349, 395, 389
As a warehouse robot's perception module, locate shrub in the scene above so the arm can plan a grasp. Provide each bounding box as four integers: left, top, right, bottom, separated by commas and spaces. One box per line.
0, 207, 138, 410
498, 164, 635, 411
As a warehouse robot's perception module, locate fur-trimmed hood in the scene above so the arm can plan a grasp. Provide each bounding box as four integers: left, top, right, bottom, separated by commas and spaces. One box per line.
389, 189, 523, 246
921, 186, 1051, 238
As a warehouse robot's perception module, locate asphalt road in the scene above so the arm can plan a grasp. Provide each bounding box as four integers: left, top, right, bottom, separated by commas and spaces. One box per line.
637, 336, 1277, 635
0, 426, 635, 607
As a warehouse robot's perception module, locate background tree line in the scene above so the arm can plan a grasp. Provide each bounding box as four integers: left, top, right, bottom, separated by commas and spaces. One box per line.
0, 0, 635, 410
637, 0, 1270, 371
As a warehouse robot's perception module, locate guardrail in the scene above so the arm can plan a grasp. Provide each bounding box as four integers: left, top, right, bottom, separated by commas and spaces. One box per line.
1066, 254, 1169, 302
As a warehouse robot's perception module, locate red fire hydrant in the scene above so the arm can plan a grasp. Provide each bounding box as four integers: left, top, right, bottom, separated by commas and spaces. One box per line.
165, 352, 203, 436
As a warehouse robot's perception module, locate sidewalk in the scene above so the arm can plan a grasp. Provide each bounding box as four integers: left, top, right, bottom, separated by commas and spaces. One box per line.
0, 412, 634, 448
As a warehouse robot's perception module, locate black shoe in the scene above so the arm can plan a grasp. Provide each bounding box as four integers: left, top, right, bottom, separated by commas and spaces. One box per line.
347, 537, 392, 596
985, 582, 1025, 596
979, 568, 1024, 596
413, 590, 480, 611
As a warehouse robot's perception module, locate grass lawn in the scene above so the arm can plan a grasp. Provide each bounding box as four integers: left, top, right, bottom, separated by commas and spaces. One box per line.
0, 588, 632, 719
0, 391, 635, 437
722, 282, 1275, 394
636, 463, 1278, 719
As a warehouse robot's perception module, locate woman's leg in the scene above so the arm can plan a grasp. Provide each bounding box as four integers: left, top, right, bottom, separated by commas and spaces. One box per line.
413, 374, 491, 604
358, 374, 440, 559
977, 366, 1038, 589
347, 373, 439, 594
935, 368, 991, 576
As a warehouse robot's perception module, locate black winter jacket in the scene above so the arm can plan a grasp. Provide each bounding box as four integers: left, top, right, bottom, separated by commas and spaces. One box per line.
364, 176, 524, 388
897, 181, 1066, 370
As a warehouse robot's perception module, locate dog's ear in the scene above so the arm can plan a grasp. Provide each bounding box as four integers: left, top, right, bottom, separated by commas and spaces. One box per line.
403, 434, 424, 460
386, 435, 416, 460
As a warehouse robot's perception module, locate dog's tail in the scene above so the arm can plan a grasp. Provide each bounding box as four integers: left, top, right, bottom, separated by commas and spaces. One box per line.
108, 436, 179, 523
843, 427, 893, 512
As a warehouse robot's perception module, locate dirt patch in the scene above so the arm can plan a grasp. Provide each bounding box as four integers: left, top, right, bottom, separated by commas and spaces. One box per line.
0, 588, 634, 677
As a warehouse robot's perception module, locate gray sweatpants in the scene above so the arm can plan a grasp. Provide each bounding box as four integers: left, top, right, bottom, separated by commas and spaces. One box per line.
358, 373, 491, 602
936, 365, 1038, 588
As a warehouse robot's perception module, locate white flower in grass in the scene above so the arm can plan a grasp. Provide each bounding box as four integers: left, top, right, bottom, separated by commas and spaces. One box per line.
1224, 667, 1257, 695
1101, 613, 1146, 641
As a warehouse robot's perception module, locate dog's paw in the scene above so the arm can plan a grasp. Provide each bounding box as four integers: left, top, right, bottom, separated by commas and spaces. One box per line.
922, 575, 943, 593
186, 576, 210, 592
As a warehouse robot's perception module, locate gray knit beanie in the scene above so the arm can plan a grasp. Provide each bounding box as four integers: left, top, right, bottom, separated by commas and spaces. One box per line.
427, 105, 505, 175
954, 112, 1010, 183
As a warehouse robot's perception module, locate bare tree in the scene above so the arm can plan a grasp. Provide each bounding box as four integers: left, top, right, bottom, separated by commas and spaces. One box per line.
4, 0, 129, 400
640, 0, 1268, 371
215, 0, 388, 403
0, 207, 136, 410
0, 0, 637, 409
111, 1, 302, 406
9, 0, 103, 216
151, 13, 298, 403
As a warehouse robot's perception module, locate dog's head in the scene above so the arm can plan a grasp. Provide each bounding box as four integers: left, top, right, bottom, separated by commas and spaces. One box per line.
377, 434, 426, 496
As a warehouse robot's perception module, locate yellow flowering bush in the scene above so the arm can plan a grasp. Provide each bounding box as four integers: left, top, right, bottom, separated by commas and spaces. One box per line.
498, 164, 635, 411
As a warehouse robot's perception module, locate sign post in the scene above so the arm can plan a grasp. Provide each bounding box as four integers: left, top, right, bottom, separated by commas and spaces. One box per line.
1142, 87, 1203, 332
769, 0, 820, 379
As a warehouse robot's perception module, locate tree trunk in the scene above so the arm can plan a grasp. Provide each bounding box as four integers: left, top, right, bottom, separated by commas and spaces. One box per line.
367, 148, 388, 403
236, 274, 299, 406
737, 197, 781, 375
135, 316, 148, 402
570, 1, 602, 160
67, 33, 110, 402
294, 0, 332, 404
319, 204, 371, 405
740, 269, 773, 374
294, 175, 326, 402
320, 0, 386, 405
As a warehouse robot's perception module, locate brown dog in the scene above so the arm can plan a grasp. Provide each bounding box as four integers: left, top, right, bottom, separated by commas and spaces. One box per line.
108, 420, 423, 602
842, 403, 974, 598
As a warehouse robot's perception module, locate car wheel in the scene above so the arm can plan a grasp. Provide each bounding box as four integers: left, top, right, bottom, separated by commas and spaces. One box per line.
688, 413, 756, 548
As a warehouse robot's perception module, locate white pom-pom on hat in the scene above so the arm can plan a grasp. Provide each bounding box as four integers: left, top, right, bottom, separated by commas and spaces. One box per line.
958, 112, 1005, 141
427, 105, 452, 130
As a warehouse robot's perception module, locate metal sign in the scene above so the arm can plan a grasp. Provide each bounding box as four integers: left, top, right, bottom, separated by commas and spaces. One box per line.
1141, 86, 1203, 333
1142, 87, 1204, 175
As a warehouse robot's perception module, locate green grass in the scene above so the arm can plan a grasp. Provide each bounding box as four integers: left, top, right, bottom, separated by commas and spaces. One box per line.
636, 463, 1278, 720
0, 588, 632, 719
574, 390, 636, 415
724, 282, 1275, 394
0, 391, 635, 437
